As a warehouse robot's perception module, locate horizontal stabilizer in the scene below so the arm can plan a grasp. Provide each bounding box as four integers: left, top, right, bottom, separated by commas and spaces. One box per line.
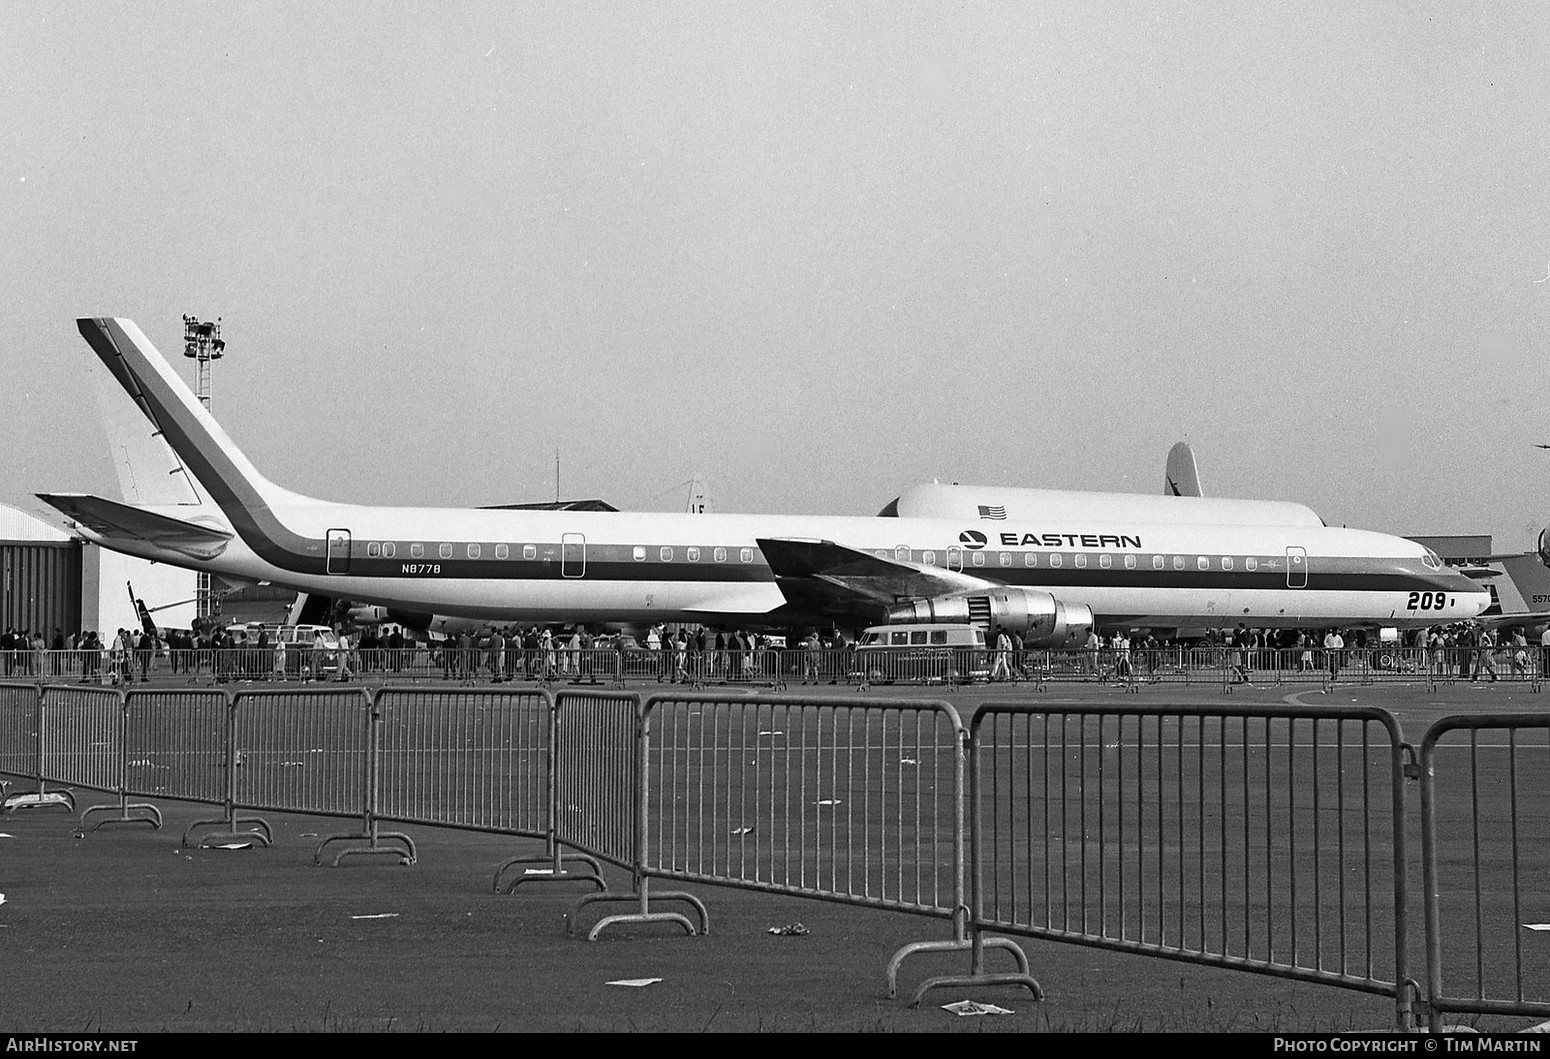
36, 493, 232, 561
757, 537, 991, 604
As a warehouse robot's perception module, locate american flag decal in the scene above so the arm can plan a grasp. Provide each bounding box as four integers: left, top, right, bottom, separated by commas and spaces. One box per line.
978, 505, 1007, 520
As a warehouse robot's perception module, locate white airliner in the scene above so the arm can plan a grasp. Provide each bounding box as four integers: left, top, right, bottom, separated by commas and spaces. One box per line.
37, 318, 1489, 642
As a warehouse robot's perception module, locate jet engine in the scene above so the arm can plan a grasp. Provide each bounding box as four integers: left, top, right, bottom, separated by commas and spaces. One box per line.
886, 588, 1094, 648
1539, 527, 1550, 570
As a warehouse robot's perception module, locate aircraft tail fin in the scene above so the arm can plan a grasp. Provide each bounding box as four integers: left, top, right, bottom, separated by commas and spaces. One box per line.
90, 345, 205, 507
77, 318, 317, 514
1164, 441, 1204, 497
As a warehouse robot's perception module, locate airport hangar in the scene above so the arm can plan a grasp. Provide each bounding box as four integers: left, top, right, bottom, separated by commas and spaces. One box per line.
0, 502, 195, 638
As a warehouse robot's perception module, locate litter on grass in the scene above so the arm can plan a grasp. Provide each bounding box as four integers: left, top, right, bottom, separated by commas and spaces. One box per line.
767, 923, 808, 936
941, 1000, 1013, 1016
1525, 924, 1550, 931
606, 978, 662, 988
351, 913, 400, 920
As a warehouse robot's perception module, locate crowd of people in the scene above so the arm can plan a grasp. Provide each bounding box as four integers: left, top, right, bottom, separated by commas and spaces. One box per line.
9, 618, 1549, 688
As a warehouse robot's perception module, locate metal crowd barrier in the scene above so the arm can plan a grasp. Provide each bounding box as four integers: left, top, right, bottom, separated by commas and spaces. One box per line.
968, 702, 1415, 1030
552, 689, 700, 937
1418, 713, 1550, 1032
14, 679, 1550, 1023
636, 690, 1038, 1002
372, 686, 602, 890
232, 688, 413, 865
0, 682, 64, 812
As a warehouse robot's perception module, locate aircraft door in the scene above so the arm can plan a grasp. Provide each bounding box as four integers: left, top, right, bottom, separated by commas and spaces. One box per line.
562, 533, 586, 578
947, 546, 963, 572
326, 529, 352, 574
1286, 546, 1308, 589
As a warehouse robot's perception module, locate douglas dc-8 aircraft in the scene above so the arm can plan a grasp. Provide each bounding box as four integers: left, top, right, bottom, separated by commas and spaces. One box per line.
38, 318, 1488, 643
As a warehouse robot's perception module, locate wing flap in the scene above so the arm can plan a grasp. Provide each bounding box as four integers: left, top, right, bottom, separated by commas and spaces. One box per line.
37, 493, 232, 561
757, 537, 993, 605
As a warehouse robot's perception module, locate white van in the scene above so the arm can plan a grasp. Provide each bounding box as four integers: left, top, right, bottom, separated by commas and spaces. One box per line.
225, 623, 342, 676
855, 623, 989, 683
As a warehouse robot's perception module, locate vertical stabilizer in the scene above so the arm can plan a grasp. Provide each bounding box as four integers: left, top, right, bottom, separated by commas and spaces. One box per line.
1164, 441, 1204, 497
91, 352, 204, 507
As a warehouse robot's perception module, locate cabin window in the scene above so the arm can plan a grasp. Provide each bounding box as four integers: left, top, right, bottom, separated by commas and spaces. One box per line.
714, 548, 726, 562
998, 552, 1012, 567
1152, 555, 1164, 570
367, 542, 381, 558
1246, 556, 1259, 571
1222, 556, 1234, 570
930, 629, 947, 645
383, 542, 396, 558
687, 547, 700, 562
891, 631, 909, 645
1050, 553, 1063, 568
910, 631, 927, 645
971, 552, 985, 567
522, 544, 536, 560
410, 543, 424, 559
923, 550, 936, 565
494, 543, 508, 560
1124, 554, 1136, 570
660, 546, 673, 562
740, 548, 754, 563
1099, 554, 1112, 569
632, 546, 646, 562
1173, 555, 1185, 570
894, 545, 910, 562
1197, 555, 1209, 571
468, 543, 482, 559
439, 543, 453, 560
1074, 554, 1088, 568
1025, 553, 1036, 567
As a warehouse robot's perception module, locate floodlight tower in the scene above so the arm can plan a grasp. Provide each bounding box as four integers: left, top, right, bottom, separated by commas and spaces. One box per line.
182, 315, 225, 622
182, 315, 225, 412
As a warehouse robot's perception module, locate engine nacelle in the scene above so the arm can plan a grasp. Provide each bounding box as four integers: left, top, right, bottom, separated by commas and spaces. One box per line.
1539, 527, 1550, 570
886, 588, 1095, 648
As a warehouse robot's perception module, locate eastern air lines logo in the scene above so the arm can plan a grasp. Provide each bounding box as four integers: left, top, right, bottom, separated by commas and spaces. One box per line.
959, 530, 987, 550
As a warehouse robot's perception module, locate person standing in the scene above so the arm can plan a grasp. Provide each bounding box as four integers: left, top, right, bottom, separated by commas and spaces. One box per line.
1324, 628, 1344, 682
487, 626, 505, 683
987, 627, 1010, 681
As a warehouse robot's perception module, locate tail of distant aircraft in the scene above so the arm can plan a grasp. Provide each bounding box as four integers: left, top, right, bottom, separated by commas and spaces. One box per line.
1164, 441, 1203, 497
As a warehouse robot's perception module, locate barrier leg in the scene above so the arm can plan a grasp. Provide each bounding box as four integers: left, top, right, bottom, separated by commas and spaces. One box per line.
567, 876, 708, 941
3, 780, 75, 813
183, 807, 273, 849
315, 815, 416, 867
886, 908, 1042, 1005
494, 839, 607, 893
80, 791, 162, 832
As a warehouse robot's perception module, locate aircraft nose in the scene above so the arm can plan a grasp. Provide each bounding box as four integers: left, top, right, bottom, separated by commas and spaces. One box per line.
1454, 579, 1492, 618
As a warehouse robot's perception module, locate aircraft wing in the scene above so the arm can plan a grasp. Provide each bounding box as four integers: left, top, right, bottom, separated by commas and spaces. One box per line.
757, 537, 995, 607
36, 493, 232, 561
1477, 611, 1550, 631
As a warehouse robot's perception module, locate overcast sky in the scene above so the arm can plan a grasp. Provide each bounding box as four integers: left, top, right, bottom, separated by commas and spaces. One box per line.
4, 2, 1548, 548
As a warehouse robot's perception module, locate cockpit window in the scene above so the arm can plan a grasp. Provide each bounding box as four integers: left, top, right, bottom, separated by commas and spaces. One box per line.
1421, 550, 1442, 571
